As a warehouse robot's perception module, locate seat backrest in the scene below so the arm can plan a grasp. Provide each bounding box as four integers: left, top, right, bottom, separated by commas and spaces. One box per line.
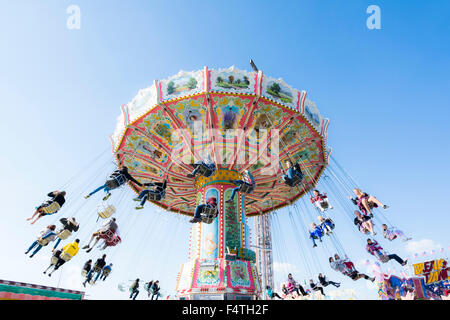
98, 205, 116, 219
57, 229, 72, 240
37, 237, 49, 246
60, 252, 72, 262
50, 256, 59, 265
41, 202, 61, 214
201, 207, 218, 224
239, 183, 253, 194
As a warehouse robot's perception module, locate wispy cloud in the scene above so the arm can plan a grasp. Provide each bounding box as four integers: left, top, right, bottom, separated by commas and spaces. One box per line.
404, 239, 442, 255
273, 261, 300, 274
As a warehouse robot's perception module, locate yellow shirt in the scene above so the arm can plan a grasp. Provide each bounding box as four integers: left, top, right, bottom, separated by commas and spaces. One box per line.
62, 241, 79, 257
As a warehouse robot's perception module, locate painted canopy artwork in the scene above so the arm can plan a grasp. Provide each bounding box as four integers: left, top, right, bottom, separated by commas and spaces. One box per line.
110, 66, 329, 217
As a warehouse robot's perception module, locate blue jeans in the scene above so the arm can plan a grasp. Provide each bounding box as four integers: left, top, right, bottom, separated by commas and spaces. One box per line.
130, 289, 139, 300
194, 204, 206, 219
26, 241, 43, 255
138, 190, 161, 206
151, 292, 161, 300
310, 230, 323, 246
229, 180, 245, 200
88, 184, 111, 196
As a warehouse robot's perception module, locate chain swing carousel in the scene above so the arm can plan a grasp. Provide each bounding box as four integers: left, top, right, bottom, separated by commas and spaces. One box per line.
110, 65, 330, 300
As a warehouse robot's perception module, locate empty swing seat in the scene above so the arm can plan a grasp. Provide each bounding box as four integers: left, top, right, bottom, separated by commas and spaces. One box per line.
200, 206, 218, 224
98, 205, 116, 219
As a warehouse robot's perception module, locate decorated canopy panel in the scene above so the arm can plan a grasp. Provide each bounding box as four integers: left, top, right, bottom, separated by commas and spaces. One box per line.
111, 67, 329, 217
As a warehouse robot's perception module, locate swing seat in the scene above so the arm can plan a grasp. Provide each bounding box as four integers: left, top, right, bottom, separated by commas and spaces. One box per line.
284, 172, 303, 187
106, 174, 126, 190
105, 235, 121, 247
239, 183, 254, 194
319, 200, 329, 209
102, 269, 111, 277
60, 252, 72, 262
380, 255, 390, 263
37, 237, 49, 246
57, 229, 72, 240
50, 256, 59, 266
98, 204, 116, 219
93, 265, 102, 273
196, 163, 215, 177
81, 270, 87, 278
200, 206, 218, 224
40, 202, 61, 215
147, 190, 165, 201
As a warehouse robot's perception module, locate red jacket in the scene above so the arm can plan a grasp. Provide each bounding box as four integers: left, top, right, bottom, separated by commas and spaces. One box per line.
310, 193, 327, 203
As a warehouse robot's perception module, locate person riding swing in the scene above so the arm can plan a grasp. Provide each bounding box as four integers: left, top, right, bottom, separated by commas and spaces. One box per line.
282, 160, 304, 187
134, 179, 167, 210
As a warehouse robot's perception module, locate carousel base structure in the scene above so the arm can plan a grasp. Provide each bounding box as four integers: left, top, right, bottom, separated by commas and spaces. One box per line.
176, 257, 261, 300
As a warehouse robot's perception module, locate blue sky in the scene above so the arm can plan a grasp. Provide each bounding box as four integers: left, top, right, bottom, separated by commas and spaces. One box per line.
0, 0, 449, 299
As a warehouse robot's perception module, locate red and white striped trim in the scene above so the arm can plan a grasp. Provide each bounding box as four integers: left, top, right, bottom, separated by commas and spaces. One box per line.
0, 279, 84, 295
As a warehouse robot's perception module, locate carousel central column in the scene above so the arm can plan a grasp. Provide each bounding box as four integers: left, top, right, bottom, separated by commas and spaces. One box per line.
175, 168, 261, 300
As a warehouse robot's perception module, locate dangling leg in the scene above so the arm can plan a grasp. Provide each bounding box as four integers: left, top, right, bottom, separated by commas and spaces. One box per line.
361, 198, 372, 215
226, 186, 240, 203
85, 183, 107, 199
43, 264, 53, 274
310, 234, 317, 248
190, 204, 206, 223
368, 196, 388, 209
388, 254, 408, 266
82, 232, 98, 249
30, 244, 44, 258
25, 241, 38, 255
26, 208, 41, 221
53, 238, 62, 250
136, 192, 149, 210
87, 235, 101, 253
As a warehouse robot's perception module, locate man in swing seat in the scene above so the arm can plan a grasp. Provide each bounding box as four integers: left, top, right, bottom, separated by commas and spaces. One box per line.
282, 160, 304, 187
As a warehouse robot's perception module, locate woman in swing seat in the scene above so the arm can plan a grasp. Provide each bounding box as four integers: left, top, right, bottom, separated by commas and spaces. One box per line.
226, 170, 255, 203
349, 188, 388, 217
85, 166, 142, 201
25, 225, 57, 258
26, 191, 66, 225
310, 190, 333, 212
329, 254, 375, 282
366, 238, 408, 266
354, 210, 376, 235
381, 224, 412, 242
